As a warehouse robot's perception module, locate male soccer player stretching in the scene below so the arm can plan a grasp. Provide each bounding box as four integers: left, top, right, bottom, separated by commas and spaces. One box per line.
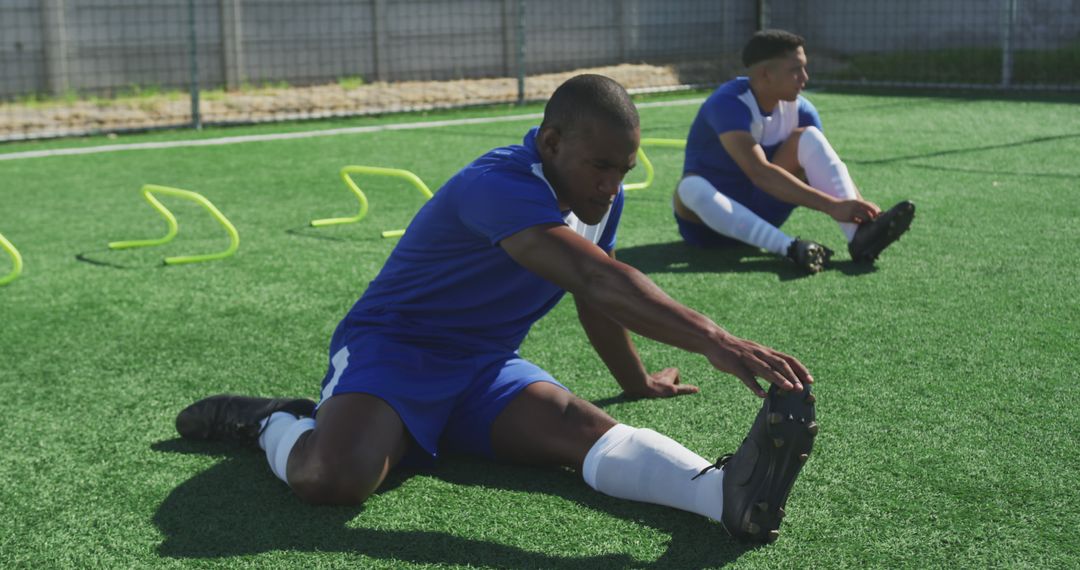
176, 75, 817, 543
673, 29, 915, 273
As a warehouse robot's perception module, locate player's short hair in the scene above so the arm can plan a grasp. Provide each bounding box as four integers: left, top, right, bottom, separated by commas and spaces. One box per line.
742, 29, 805, 67
540, 74, 639, 138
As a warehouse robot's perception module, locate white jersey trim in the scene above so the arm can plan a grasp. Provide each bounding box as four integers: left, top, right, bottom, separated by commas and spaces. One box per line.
529, 162, 611, 245
735, 90, 801, 147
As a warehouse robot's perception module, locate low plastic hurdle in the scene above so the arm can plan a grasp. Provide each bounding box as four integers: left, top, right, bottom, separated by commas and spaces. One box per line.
310, 166, 434, 239
623, 138, 687, 192
0, 232, 23, 286
108, 184, 240, 265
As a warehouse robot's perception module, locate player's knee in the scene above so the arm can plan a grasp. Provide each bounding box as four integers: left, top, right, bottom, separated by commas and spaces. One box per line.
796, 125, 838, 165
289, 450, 385, 506
563, 396, 616, 441
677, 175, 730, 213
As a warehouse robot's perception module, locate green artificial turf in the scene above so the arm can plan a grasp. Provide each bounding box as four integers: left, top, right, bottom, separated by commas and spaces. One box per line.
1, 91, 1078, 569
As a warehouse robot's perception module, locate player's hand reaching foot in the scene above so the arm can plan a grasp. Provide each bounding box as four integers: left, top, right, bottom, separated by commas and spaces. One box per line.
705, 333, 813, 398
828, 198, 880, 224
622, 367, 700, 400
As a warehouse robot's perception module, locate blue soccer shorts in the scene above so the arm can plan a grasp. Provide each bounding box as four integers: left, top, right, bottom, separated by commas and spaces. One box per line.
315, 322, 567, 464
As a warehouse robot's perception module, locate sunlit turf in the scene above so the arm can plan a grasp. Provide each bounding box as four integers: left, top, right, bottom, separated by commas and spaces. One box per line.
1, 91, 1078, 568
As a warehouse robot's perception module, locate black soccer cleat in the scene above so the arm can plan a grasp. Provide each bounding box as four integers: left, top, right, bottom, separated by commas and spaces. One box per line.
786, 238, 833, 274
848, 200, 915, 263
711, 384, 817, 543
175, 394, 317, 446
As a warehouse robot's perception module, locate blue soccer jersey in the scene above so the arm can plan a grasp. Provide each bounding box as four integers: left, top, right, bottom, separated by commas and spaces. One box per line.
684, 77, 822, 192
344, 127, 623, 354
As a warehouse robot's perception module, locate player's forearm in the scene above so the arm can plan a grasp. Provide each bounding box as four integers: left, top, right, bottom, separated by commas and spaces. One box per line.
750, 165, 837, 213
577, 262, 729, 357
575, 297, 650, 391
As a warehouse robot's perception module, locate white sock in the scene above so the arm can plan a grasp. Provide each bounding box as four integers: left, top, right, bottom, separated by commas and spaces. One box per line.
258, 412, 315, 485
582, 424, 725, 522
798, 126, 859, 242
677, 175, 794, 255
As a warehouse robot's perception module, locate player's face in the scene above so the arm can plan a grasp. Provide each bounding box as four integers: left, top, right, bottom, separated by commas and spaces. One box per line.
540, 120, 639, 225
769, 46, 809, 101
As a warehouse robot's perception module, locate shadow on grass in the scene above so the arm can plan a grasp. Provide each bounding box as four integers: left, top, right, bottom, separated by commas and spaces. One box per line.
849, 132, 1080, 168
285, 224, 388, 243
152, 439, 754, 568
616, 240, 875, 280
75, 248, 167, 270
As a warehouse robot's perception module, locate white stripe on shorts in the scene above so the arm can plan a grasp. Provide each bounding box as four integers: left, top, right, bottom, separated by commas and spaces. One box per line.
319, 345, 351, 405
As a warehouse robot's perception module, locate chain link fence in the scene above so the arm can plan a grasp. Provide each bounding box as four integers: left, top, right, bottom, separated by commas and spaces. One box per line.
2, 0, 1077, 142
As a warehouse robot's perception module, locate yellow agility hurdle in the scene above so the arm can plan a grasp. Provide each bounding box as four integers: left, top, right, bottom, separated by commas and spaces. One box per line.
108, 184, 240, 265
624, 138, 687, 192
310, 165, 434, 239
641, 137, 687, 149
624, 147, 655, 192
0, 232, 24, 286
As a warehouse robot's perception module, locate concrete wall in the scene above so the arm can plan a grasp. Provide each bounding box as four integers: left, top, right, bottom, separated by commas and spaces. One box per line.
1, 0, 751, 98
767, 0, 1080, 54
2, 0, 1077, 99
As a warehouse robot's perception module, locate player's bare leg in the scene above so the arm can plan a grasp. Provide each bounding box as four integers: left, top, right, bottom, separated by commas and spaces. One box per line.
491, 381, 617, 469
490, 381, 816, 543
176, 392, 411, 506
286, 393, 412, 505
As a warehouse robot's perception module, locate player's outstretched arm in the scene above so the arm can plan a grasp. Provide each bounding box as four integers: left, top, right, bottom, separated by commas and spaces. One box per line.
501, 223, 812, 396
719, 130, 877, 223
573, 251, 699, 399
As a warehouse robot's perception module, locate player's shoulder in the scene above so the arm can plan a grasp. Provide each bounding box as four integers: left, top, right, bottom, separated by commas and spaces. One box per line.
708, 77, 752, 102
703, 77, 754, 114
720, 76, 752, 94
796, 93, 818, 111
794, 94, 822, 128
463, 130, 545, 187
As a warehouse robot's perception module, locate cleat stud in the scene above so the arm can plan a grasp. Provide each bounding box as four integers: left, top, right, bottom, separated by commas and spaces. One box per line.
773, 438, 785, 448
807, 422, 819, 436
755, 501, 769, 512
799, 453, 809, 463
806, 393, 816, 404
767, 530, 780, 542
768, 412, 783, 424
746, 522, 760, 534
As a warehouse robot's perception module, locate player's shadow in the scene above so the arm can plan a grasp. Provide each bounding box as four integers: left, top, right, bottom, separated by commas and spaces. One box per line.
616, 240, 875, 279
152, 438, 753, 568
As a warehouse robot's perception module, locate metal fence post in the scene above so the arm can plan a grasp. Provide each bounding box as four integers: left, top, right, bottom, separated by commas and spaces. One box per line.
516, 0, 526, 105
188, 0, 201, 130
41, 0, 70, 96
373, 0, 388, 82
756, 0, 768, 31
220, 0, 244, 90
1001, 0, 1018, 87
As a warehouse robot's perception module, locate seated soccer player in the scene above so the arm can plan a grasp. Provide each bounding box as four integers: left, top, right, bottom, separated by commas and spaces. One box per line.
175, 75, 817, 544
673, 29, 915, 273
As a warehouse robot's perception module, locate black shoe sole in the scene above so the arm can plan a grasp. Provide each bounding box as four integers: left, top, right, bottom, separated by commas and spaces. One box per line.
850, 201, 915, 263
722, 385, 817, 543
789, 240, 835, 274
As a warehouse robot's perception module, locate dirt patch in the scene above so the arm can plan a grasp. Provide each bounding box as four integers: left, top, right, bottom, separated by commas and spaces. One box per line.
1, 62, 734, 141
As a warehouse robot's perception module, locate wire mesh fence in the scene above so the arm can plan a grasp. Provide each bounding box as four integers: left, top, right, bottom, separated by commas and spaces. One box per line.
1, 0, 1077, 142
768, 0, 1080, 90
